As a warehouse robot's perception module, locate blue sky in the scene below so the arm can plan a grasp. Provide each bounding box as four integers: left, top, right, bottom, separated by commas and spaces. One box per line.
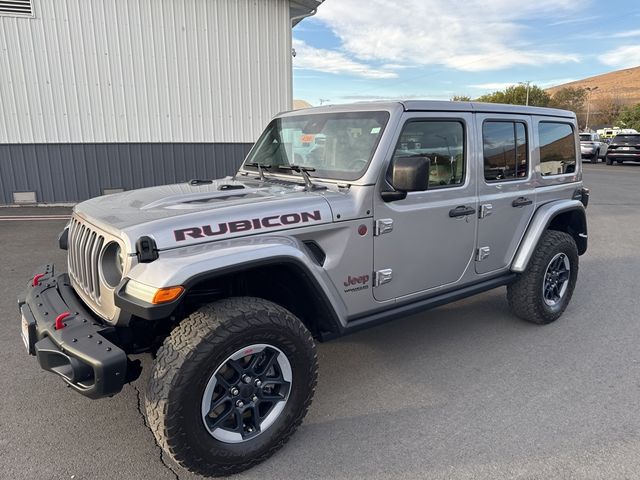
292, 0, 640, 105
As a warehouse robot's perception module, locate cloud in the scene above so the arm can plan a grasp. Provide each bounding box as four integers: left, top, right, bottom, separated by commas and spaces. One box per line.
536, 78, 578, 88
599, 46, 640, 69
380, 63, 415, 70
314, 0, 580, 72
469, 78, 580, 91
339, 95, 394, 100
339, 93, 443, 100
292, 39, 397, 79
611, 30, 640, 38
548, 15, 600, 26
469, 82, 518, 90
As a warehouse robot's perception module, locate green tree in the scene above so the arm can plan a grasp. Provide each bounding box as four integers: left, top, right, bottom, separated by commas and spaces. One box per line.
617, 103, 640, 131
549, 87, 587, 113
475, 84, 550, 107
451, 95, 471, 101
591, 95, 624, 127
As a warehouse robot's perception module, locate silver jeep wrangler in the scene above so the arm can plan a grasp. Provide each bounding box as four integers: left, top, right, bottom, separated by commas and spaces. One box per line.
18, 101, 589, 476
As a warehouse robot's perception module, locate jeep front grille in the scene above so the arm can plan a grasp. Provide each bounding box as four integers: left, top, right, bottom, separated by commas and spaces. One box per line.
68, 217, 105, 302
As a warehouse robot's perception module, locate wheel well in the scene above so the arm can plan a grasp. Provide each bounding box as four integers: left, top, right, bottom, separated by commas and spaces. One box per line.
182, 263, 341, 340
548, 209, 587, 255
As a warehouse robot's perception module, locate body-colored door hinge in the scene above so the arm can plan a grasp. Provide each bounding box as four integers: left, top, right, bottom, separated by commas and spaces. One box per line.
373, 268, 393, 287
374, 219, 393, 236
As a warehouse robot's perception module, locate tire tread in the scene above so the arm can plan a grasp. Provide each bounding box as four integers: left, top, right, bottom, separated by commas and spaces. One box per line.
145, 297, 318, 477
507, 230, 578, 325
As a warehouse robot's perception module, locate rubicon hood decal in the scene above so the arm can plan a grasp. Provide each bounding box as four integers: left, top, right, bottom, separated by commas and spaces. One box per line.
73, 178, 337, 249
175, 210, 322, 242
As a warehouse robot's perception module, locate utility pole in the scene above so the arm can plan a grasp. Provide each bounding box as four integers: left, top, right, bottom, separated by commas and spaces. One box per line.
519, 81, 531, 106
319, 98, 331, 106
585, 86, 598, 131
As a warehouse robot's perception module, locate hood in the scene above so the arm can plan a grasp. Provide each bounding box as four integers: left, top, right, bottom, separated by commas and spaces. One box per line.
75, 177, 334, 250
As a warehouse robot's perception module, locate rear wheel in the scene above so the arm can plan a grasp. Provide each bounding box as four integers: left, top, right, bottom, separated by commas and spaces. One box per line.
605, 155, 613, 165
145, 297, 318, 477
507, 230, 578, 325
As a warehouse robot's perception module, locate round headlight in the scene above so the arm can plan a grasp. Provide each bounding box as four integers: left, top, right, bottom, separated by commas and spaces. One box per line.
101, 242, 125, 288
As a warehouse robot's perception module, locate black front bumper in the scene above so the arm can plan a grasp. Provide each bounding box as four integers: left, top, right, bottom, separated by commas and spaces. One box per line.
18, 265, 128, 399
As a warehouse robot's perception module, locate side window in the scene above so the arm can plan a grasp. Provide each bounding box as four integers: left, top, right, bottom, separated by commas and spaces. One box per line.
392, 120, 465, 188
483, 121, 529, 182
538, 122, 576, 176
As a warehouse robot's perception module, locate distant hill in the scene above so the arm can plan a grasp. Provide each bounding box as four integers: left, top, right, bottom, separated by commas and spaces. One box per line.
547, 66, 640, 105
293, 99, 312, 110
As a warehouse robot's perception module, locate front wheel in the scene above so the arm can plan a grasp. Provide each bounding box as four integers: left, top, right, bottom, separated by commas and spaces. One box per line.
605, 155, 613, 165
145, 297, 318, 477
507, 230, 578, 325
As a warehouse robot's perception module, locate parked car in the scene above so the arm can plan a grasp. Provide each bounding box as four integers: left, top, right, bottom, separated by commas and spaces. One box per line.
580, 132, 606, 163
18, 101, 589, 477
605, 133, 640, 165
599, 128, 620, 141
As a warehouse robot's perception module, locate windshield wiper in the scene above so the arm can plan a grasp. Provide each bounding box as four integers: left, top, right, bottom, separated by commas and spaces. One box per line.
278, 165, 316, 191
244, 162, 272, 181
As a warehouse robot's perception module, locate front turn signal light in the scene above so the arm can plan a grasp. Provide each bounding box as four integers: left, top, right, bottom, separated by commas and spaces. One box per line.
125, 280, 184, 304
151, 286, 185, 304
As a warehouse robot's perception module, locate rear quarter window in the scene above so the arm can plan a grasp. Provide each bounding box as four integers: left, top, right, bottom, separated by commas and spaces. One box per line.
538, 122, 576, 176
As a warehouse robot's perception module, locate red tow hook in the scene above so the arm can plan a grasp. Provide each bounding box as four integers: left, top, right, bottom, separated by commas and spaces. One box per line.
55, 312, 71, 330
32, 273, 46, 287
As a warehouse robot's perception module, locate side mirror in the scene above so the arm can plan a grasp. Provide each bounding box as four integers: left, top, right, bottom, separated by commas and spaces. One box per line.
382, 156, 430, 202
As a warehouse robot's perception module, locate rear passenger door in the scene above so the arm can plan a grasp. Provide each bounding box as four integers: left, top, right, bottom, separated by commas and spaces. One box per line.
475, 114, 536, 274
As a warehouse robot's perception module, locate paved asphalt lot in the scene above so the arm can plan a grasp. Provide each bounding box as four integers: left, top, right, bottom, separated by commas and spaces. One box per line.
2, 163, 640, 480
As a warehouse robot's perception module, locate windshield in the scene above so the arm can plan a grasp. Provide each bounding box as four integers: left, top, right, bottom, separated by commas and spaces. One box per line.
613, 135, 640, 143
243, 111, 390, 181
579, 134, 592, 141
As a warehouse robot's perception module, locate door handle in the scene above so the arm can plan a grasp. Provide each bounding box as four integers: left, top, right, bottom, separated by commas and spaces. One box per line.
449, 205, 476, 217
512, 197, 533, 208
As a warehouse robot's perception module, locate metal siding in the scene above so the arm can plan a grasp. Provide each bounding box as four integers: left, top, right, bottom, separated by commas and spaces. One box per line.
0, 0, 292, 144
0, 143, 252, 203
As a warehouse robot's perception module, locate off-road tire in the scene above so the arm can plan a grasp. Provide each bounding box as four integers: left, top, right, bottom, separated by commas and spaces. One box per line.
507, 230, 578, 325
145, 297, 318, 477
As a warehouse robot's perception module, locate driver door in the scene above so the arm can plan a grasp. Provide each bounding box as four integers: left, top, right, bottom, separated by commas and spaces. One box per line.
372, 113, 478, 302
